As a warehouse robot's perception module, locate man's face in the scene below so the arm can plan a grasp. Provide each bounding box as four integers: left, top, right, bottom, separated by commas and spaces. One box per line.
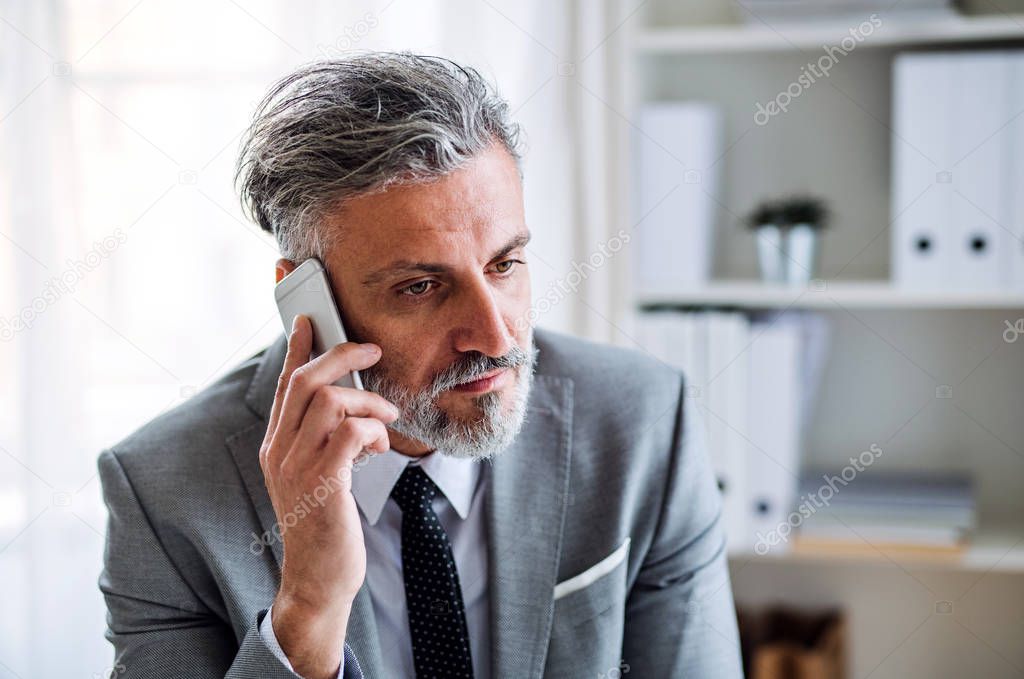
316, 143, 534, 459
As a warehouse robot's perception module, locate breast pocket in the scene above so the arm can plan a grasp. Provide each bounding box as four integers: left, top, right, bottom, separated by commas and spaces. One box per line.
552, 537, 630, 633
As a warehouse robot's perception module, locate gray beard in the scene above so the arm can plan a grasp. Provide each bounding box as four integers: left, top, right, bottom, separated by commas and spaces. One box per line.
360, 333, 537, 461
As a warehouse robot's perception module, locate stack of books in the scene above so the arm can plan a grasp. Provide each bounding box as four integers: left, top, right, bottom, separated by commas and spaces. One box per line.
794, 471, 975, 552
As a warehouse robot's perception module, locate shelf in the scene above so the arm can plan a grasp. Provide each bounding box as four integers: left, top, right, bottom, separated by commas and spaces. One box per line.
728, 524, 1024, 573
636, 281, 1024, 310
633, 14, 1024, 54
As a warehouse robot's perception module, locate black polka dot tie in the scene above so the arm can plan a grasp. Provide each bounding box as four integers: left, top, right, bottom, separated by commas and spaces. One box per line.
390, 464, 475, 679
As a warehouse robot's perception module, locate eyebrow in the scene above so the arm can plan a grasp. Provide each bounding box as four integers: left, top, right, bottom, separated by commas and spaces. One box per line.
361, 231, 532, 287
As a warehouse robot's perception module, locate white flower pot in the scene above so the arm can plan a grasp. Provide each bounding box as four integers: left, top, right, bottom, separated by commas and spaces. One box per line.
755, 224, 786, 283
785, 223, 820, 284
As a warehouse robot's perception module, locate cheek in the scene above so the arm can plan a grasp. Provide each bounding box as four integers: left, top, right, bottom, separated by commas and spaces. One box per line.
377, 332, 444, 388
506, 280, 533, 338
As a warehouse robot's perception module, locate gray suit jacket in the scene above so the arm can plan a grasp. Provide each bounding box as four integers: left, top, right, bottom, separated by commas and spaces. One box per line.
98, 328, 743, 678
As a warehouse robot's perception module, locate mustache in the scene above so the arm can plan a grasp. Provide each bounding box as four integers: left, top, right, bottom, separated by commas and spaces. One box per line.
428, 345, 531, 398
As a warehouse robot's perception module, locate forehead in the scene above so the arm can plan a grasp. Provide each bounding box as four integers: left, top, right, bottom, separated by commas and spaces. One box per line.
326, 143, 524, 258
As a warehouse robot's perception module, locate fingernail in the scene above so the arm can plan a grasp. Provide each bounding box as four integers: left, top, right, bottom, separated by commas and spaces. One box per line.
362, 343, 380, 355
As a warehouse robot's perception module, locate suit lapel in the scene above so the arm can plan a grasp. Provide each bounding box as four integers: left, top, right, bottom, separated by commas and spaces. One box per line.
226, 333, 386, 674
225, 419, 284, 568
487, 373, 574, 679
227, 333, 287, 571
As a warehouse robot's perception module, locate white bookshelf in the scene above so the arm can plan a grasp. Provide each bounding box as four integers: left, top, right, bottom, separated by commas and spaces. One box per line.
610, 2, 1024, 676
634, 13, 1024, 53
637, 281, 1024, 310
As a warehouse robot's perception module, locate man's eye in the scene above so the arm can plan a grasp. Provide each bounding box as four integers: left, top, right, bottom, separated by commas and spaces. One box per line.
397, 280, 434, 296
400, 280, 434, 296
494, 259, 523, 274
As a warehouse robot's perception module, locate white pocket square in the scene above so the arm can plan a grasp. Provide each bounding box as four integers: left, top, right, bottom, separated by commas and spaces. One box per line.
553, 536, 631, 601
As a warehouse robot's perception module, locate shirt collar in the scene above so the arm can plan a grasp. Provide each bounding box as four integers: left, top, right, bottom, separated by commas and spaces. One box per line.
351, 448, 481, 526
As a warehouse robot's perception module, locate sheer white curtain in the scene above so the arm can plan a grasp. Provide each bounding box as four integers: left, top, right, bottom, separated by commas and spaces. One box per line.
0, 1, 628, 675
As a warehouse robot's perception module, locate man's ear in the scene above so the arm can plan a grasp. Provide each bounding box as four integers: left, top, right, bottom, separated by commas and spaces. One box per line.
275, 258, 297, 284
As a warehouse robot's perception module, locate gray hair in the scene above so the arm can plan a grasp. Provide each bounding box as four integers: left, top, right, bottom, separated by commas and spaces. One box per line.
235, 51, 524, 261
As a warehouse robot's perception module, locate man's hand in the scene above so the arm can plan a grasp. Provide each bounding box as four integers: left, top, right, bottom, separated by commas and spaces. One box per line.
260, 314, 400, 679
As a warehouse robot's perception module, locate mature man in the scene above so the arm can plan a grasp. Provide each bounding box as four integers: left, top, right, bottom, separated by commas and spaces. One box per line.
98, 52, 742, 679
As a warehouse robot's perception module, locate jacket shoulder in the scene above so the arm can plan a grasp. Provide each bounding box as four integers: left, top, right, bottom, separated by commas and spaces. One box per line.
102, 344, 268, 474
533, 328, 685, 427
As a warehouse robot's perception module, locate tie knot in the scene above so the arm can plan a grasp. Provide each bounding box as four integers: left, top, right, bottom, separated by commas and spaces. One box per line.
390, 464, 439, 515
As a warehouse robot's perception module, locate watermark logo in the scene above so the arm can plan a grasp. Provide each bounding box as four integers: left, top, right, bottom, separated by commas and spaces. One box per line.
597, 660, 630, 679
92, 663, 126, 679
1003, 318, 1024, 343
754, 443, 883, 555
249, 452, 371, 555
514, 229, 630, 331
754, 14, 881, 126
0, 228, 128, 342
316, 12, 379, 57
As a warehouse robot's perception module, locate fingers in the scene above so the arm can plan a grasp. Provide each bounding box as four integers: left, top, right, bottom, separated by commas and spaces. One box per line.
289, 387, 399, 462
322, 416, 391, 471
269, 315, 314, 439
276, 340, 385, 439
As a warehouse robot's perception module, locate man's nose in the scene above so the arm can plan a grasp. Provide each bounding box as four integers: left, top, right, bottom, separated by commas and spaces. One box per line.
451, 279, 515, 358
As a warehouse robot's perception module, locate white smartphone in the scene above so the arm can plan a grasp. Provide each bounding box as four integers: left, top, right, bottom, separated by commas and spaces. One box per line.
274, 258, 364, 390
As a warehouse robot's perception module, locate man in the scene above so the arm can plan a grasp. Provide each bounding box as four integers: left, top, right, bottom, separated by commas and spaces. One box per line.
98, 52, 742, 678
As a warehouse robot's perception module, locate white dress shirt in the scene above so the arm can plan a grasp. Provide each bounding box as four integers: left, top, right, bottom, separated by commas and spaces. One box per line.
260, 448, 491, 678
